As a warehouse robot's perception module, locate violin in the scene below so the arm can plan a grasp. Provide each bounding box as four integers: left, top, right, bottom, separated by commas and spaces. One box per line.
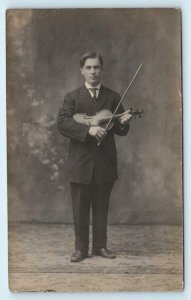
73, 108, 144, 130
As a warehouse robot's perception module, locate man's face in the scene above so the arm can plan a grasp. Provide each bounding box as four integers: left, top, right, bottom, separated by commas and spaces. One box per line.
81, 57, 102, 86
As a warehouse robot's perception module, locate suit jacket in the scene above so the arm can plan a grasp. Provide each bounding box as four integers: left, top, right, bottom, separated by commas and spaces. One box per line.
57, 84, 129, 184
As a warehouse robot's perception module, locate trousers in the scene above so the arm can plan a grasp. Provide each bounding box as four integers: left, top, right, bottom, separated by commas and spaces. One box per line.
70, 177, 114, 253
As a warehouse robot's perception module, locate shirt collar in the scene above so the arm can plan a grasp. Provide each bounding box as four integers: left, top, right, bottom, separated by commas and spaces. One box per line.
85, 82, 101, 90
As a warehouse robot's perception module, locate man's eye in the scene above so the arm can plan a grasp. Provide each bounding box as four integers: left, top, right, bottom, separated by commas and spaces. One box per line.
85, 66, 100, 70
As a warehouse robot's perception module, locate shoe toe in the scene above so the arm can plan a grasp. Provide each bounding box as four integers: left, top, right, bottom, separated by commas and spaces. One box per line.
70, 251, 87, 262
93, 248, 116, 259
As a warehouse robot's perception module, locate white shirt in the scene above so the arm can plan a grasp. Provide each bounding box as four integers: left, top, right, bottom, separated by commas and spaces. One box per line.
85, 82, 101, 99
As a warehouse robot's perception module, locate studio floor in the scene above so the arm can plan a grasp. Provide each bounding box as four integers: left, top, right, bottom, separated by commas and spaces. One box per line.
8, 223, 183, 292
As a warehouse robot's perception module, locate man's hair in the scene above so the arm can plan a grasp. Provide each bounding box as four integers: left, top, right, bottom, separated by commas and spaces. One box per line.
80, 52, 103, 69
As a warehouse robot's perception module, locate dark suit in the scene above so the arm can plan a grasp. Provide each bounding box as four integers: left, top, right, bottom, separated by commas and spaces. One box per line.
57, 84, 129, 253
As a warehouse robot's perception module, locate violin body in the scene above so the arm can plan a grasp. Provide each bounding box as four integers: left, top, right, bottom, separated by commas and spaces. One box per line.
73, 109, 143, 130
73, 109, 115, 129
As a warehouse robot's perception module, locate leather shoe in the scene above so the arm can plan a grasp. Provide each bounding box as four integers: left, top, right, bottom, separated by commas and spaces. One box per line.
70, 251, 88, 262
92, 248, 116, 259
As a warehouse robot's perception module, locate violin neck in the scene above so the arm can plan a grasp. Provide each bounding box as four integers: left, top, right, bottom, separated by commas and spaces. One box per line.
106, 111, 142, 120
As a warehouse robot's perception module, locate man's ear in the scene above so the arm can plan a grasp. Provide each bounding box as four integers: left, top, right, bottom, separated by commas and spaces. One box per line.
80, 68, 84, 76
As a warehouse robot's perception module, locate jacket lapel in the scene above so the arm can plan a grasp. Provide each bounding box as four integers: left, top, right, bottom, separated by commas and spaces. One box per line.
79, 85, 91, 101
79, 84, 109, 114
95, 85, 109, 111
79, 85, 94, 114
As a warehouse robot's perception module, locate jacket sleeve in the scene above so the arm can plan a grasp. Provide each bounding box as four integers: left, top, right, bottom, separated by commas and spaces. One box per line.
57, 92, 90, 142
113, 93, 130, 136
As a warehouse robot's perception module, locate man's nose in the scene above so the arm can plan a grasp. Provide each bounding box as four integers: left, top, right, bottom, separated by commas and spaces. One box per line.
90, 68, 96, 73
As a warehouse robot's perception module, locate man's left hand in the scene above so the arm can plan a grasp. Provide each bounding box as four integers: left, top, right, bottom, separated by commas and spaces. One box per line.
119, 110, 132, 125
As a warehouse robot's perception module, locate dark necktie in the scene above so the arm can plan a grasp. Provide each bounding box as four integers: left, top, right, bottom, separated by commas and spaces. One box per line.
89, 88, 98, 102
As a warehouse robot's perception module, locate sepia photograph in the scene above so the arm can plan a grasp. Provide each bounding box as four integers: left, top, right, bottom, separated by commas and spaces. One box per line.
7, 8, 183, 292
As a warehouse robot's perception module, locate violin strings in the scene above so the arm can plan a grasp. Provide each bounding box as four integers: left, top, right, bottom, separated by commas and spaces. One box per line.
104, 62, 143, 131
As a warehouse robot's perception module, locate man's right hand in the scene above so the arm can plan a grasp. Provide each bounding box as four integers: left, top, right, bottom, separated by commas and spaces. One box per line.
88, 126, 107, 143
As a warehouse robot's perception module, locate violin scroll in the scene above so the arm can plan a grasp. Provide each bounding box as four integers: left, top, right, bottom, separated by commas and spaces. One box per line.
129, 108, 144, 119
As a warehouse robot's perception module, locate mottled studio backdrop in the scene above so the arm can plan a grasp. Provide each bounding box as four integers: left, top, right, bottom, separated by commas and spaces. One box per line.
7, 9, 182, 224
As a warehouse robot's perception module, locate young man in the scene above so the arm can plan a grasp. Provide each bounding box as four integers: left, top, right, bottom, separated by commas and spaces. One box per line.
57, 52, 132, 262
